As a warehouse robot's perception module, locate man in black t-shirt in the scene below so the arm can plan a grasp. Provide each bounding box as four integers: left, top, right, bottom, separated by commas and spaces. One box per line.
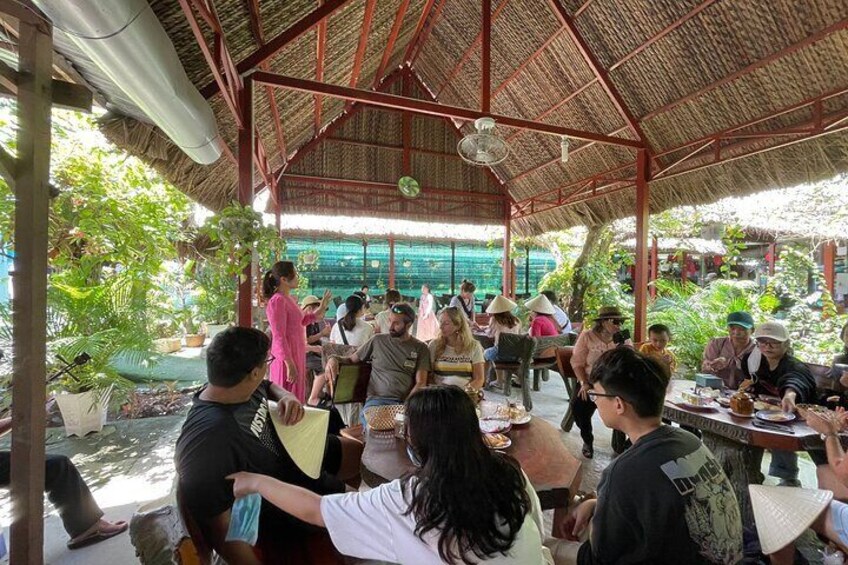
551, 348, 742, 565
175, 327, 363, 563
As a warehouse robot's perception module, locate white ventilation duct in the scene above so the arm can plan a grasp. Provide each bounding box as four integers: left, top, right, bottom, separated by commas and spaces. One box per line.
35, 0, 223, 165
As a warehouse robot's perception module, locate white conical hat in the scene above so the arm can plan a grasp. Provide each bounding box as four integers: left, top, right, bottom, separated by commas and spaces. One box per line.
524, 294, 555, 315
269, 403, 329, 479
749, 485, 832, 554
486, 295, 517, 314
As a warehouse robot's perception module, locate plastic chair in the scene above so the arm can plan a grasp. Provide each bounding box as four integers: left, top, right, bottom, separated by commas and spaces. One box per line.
555, 347, 578, 432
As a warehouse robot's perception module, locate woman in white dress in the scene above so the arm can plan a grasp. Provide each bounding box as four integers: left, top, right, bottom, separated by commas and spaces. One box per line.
416, 284, 439, 341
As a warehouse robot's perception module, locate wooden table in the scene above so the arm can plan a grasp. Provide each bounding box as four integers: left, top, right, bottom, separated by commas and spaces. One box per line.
663, 380, 828, 523
361, 417, 582, 537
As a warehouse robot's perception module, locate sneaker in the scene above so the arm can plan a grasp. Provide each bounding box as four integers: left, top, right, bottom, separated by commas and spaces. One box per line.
777, 478, 801, 487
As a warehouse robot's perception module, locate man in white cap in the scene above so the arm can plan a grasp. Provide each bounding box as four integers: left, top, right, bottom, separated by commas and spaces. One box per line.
740, 320, 817, 487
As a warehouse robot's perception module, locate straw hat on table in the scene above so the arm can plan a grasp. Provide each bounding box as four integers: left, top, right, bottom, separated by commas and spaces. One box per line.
749, 484, 832, 554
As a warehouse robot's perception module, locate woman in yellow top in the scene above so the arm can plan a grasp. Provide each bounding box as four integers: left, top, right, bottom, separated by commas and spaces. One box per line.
429, 307, 485, 390
638, 324, 677, 373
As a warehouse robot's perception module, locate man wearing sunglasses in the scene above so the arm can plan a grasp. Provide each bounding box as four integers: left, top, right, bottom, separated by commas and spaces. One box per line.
324, 303, 431, 426
552, 348, 742, 564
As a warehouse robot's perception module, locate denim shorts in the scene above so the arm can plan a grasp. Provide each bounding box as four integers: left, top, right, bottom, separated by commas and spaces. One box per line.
831, 499, 848, 548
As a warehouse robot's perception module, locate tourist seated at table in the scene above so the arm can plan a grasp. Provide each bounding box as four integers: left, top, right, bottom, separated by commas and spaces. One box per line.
429, 307, 485, 390
549, 348, 743, 565
416, 284, 439, 341
323, 303, 431, 427
639, 323, 678, 374
175, 327, 363, 563
525, 294, 560, 337
542, 290, 573, 335
228, 385, 554, 564
303, 295, 331, 380
374, 289, 401, 334
740, 321, 817, 487
483, 295, 523, 380
830, 322, 848, 383
817, 322, 848, 410
763, 409, 848, 564
329, 295, 374, 347
360, 285, 372, 307
450, 279, 478, 326
571, 306, 631, 459
701, 311, 756, 389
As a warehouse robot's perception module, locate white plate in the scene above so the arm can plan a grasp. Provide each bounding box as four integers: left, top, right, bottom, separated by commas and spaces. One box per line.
672, 398, 718, 411
728, 409, 754, 418
510, 414, 531, 425
480, 419, 511, 434
755, 410, 796, 423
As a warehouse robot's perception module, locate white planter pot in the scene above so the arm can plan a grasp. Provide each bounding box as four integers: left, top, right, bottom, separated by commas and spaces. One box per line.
55, 390, 110, 437
205, 324, 229, 339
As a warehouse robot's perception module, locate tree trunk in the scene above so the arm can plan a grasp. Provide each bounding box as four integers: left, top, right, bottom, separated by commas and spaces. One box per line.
567, 224, 612, 322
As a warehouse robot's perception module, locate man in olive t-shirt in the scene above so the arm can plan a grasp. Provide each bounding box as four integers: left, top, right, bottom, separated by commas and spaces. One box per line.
324, 303, 431, 423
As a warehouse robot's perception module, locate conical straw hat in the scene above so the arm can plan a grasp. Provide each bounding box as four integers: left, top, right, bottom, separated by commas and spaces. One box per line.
749, 484, 832, 554
486, 295, 517, 314
524, 294, 555, 315
269, 403, 329, 479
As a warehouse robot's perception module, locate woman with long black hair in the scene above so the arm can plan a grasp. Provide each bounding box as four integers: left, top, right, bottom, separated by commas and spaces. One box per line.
229, 386, 552, 564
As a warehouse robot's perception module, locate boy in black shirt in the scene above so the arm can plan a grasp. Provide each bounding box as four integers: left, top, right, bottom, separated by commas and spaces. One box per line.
175, 327, 362, 563
556, 348, 742, 565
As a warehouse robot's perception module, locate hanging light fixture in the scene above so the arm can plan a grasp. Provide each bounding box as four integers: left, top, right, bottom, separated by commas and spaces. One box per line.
560, 136, 570, 163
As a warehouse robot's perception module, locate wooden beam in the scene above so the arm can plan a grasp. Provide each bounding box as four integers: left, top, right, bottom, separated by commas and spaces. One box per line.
254, 71, 644, 148
349, 0, 377, 89
633, 149, 650, 342
237, 75, 254, 328
435, 0, 508, 100
200, 0, 355, 98
481, 0, 491, 114
373, 0, 411, 88
314, 4, 327, 134
0, 61, 92, 112
547, 0, 654, 155
10, 9, 50, 563
403, 0, 437, 65
284, 174, 506, 202
405, 0, 447, 68
650, 236, 658, 299
502, 202, 511, 298
402, 72, 411, 175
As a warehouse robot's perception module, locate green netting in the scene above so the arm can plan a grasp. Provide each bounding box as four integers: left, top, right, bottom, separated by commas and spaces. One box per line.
282, 237, 556, 314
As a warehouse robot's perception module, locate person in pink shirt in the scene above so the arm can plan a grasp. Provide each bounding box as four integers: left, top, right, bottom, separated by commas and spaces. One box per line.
524, 294, 559, 337
570, 306, 631, 459
263, 261, 331, 402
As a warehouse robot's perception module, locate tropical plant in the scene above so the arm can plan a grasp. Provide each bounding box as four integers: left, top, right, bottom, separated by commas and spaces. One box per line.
719, 224, 746, 278
648, 279, 762, 372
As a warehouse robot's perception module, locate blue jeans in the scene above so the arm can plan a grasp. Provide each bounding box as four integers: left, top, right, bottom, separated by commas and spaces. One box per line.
484, 346, 498, 362
360, 396, 404, 427
769, 449, 798, 481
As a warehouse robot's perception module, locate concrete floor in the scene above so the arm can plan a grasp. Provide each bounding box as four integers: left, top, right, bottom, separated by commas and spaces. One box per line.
1, 369, 821, 563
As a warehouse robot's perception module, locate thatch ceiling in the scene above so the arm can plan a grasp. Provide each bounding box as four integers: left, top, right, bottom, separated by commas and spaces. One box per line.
30, 0, 848, 235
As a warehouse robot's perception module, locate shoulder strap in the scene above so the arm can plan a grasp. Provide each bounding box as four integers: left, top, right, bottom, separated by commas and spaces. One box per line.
460, 297, 473, 317
339, 323, 349, 345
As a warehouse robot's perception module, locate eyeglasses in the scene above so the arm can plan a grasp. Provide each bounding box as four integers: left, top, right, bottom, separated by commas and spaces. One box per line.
265, 354, 276, 365
608, 319, 623, 326
587, 391, 617, 403
756, 339, 782, 349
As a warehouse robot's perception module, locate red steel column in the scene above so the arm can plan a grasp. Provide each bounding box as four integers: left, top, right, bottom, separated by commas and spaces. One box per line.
650, 236, 658, 299
502, 209, 512, 298
768, 242, 777, 276
237, 75, 254, 327
481, 0, 491, 114
388, 237, 396, 288
824, 241, 836, 295
680, 251, 688, 284
633, 149, 650, 343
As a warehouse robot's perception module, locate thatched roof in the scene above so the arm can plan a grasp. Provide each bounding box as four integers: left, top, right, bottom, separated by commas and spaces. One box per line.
22, 0, 848, 235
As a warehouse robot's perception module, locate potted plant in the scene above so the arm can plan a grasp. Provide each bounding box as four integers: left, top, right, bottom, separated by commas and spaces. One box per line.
51, 362, 116, 437
181, 304, 206, 347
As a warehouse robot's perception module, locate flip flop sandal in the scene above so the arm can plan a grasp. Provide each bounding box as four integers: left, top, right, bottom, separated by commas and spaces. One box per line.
67, 521, 128, 550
